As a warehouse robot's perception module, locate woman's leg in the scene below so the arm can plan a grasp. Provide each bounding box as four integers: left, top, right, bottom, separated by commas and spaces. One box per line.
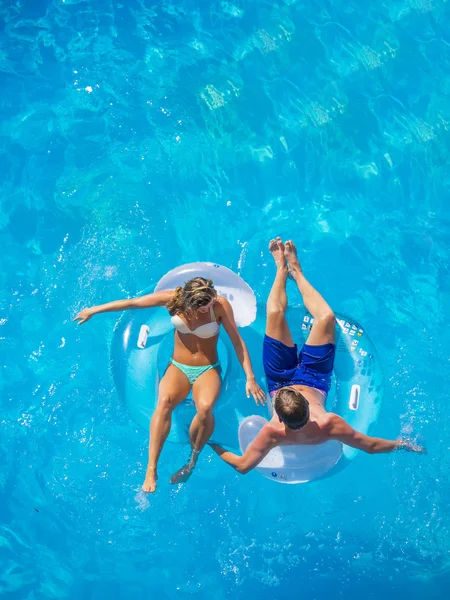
143, 364, 191, 493
170, 367, 221, 484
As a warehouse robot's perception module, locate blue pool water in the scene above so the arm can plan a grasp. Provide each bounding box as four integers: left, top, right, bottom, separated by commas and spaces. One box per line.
1, 0, 450, 597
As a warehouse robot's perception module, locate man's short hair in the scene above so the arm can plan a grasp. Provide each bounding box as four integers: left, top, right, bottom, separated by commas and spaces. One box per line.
274, 387, 310, 429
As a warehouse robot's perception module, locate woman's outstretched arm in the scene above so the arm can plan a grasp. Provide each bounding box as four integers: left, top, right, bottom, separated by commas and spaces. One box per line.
73, 290, 174, 325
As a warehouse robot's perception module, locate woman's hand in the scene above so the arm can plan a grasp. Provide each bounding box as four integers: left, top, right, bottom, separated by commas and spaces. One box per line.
73, 307, 94, 325
246, 377, 266, 405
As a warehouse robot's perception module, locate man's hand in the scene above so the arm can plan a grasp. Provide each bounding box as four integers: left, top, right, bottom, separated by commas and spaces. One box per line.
397, 439, 427, 454
209, 443, 225, 455
209, 427, 277, 474
73, 307, 94, 325
245, 377, 266, 405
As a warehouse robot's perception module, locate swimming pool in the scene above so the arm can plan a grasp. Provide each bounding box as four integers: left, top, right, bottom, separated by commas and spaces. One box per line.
1, 0, 449, 597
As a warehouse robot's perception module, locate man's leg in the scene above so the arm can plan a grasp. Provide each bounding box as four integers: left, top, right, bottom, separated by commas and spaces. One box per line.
265, 237, 295, 347
284, 240, 335, 346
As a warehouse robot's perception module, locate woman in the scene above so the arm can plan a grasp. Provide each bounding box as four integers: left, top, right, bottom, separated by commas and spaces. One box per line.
74, 276, 265, 492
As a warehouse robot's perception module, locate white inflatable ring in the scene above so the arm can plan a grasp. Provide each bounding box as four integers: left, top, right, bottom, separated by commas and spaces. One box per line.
238, 309, 384, 484
111, 263, 259, 446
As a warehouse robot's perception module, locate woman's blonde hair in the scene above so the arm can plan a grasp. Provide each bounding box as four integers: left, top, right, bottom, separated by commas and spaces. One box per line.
166, 277, 217, 316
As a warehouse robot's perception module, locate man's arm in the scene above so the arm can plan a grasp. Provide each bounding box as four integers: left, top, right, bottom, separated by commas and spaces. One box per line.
210, 427, 278, 474
326, 415, 426, 454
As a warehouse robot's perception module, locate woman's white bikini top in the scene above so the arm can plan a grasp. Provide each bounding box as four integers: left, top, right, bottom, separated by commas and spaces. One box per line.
171, 305, 220, 339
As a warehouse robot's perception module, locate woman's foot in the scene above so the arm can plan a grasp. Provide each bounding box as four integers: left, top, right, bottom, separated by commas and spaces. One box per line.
170, 448, 199, 485
269, 237, 287, 270
170, 461, 195, 485
142, 467, 158, 493
284, 240, 302, 275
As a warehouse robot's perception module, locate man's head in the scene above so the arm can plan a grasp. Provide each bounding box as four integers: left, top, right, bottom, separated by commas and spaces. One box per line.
274, 387, 310, 430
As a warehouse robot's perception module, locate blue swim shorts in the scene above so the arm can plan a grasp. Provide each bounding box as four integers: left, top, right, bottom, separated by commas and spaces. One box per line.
263, 335, 335, 394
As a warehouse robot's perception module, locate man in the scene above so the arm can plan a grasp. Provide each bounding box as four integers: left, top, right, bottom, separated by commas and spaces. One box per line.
211, 238, 425, 475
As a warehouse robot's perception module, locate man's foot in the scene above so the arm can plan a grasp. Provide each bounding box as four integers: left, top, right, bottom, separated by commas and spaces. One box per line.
170, 462, 195, 485
269, 237, 287, 270
284, 240, 302, 275
142, 467, 158, 493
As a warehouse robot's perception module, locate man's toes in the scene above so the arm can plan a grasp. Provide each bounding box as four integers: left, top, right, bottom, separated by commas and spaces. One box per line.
285, 240, 296, 254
